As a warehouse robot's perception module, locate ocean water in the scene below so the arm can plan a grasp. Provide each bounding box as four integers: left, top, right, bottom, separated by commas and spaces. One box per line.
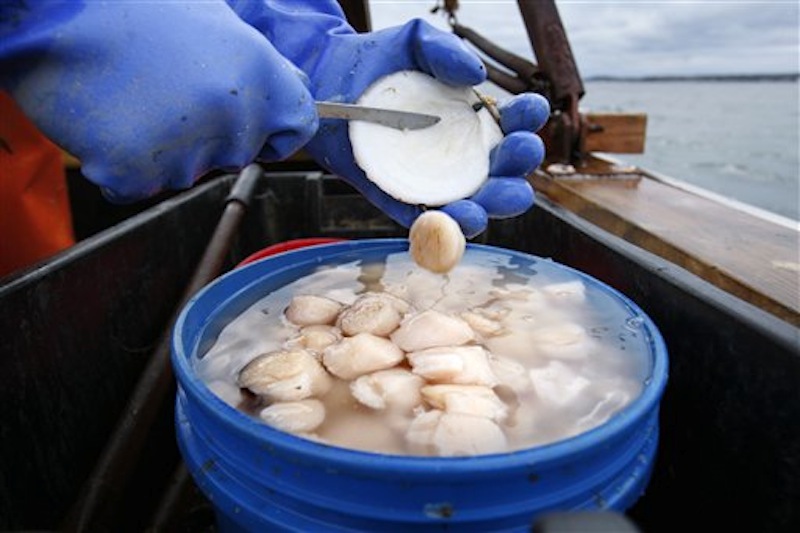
580, 80, 799, 221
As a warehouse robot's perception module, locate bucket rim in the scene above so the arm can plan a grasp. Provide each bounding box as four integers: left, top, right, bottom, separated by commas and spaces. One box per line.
172, 238, 668, 476
236, 237, 344, 268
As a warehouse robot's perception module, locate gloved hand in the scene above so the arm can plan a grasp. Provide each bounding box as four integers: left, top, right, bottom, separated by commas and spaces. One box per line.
230, 1, 549, 238
0, 1, 317, 202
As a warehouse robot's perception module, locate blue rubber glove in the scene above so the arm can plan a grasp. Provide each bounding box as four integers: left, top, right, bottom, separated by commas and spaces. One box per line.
230, 1, 549, 238
0, 1, 317, 202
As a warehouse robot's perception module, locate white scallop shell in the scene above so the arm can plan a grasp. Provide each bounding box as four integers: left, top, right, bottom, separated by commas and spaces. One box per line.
350, 70, 503, 206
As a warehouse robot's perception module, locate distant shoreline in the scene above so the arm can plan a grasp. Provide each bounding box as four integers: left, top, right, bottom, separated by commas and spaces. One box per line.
586, 73, 799, 82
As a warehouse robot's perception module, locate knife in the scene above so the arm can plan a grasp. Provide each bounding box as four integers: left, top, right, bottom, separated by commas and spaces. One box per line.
316, 101, 440, 131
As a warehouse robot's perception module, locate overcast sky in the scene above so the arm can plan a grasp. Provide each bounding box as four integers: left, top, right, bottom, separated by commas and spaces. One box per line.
368, 1, 800, 78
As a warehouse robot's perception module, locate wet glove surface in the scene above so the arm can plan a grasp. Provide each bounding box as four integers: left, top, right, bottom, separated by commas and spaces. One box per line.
0, 1, 317, 202
232, 1, 549, 237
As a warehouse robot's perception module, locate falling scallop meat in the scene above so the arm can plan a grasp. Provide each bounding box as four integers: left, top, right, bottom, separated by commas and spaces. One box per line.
408, 210, 466, 274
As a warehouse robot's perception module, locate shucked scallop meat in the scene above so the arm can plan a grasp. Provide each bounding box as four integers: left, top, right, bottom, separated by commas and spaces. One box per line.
208, 249, 644, 458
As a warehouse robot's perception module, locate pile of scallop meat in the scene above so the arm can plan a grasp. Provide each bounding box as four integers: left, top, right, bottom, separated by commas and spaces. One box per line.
197, 249, 647, 457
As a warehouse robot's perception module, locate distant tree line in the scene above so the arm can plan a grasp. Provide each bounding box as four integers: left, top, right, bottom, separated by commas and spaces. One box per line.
587, 73, 799, 82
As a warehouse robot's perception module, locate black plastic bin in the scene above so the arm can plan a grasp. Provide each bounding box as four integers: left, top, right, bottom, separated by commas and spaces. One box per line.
1, 170, 798, 532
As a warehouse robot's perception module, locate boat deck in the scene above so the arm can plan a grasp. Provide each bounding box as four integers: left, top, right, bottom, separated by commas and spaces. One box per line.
532, 156, 800, 326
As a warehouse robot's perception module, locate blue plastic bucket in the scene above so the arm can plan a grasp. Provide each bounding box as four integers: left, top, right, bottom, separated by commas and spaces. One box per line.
171, 239, 668, 532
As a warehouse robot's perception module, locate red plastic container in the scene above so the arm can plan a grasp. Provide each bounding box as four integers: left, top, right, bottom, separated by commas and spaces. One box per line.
236, 238, 343, 268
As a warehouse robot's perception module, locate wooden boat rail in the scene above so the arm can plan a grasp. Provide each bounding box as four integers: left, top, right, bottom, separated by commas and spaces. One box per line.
532, 155, 800, 326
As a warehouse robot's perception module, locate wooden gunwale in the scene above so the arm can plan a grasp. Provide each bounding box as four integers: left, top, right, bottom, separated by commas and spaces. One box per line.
531, 154, 800, 326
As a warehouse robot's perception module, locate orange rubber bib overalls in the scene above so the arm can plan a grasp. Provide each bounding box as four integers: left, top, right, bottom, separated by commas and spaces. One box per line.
0, 91, 75, 278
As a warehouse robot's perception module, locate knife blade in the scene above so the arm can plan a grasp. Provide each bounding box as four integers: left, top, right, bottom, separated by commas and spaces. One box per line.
316, 101, 440, 131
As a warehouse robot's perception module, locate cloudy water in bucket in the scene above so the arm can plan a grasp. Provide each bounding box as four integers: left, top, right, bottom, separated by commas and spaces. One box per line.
196, 248, 650, 457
